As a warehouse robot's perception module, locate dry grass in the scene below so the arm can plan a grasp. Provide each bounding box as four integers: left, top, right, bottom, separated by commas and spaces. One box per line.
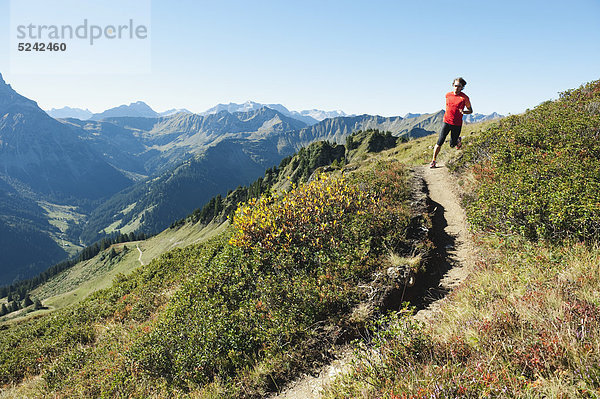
323, 236, 600, 398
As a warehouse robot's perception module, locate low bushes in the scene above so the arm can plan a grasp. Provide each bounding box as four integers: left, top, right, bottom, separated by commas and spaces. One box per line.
127, 162, 423, 394
453, 79, 600, 241
0, 160, 425, 397
323, 238, 600, 398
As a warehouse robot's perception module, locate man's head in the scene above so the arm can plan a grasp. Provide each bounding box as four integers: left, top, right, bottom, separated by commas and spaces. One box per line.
452, 77, 467, 94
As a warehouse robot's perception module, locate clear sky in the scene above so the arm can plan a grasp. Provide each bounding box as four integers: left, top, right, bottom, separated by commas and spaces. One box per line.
1, 0, 599, 117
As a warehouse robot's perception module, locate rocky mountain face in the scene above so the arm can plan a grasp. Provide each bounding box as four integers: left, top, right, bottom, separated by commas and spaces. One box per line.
159, 108, 192, 117
0, 77, 132, 201
0, 74, 133, 284
463, 112, 504, 124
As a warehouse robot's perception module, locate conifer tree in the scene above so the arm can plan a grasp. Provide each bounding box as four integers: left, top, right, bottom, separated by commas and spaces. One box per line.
23, 295, 33, 308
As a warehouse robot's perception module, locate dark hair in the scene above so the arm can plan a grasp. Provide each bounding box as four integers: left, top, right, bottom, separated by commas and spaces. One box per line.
454, 77, 467, 87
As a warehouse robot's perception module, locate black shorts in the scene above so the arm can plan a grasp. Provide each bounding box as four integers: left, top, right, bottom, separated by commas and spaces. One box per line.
437, 123, 462, 147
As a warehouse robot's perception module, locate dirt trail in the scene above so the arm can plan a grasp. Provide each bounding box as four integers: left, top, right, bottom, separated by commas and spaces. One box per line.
415, 164, 477, 322
269, 346, 353, 399
136, 244, 145, 266
270, 163, 476, 398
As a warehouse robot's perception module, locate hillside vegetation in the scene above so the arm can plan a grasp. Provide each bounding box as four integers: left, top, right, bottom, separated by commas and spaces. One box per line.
0, 132, 396, 325
323, 80, 600, 398
0, 130, 430, 398
2, 78, 598, 398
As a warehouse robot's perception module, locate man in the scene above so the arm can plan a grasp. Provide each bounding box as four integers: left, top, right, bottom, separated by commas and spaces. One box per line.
430, 77, 472, 168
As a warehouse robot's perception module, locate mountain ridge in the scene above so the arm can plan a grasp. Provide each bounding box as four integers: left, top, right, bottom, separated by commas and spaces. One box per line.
46, 100, 352, 126
46, 106, 93, 120
199, 100, 348, 125
89, 101, 159, 120
0, 73, 133, 284
0, 71, 499, 286
46, 98, 501, 127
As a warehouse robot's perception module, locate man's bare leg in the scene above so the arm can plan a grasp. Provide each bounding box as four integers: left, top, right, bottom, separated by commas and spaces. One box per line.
432, 144, 441, 162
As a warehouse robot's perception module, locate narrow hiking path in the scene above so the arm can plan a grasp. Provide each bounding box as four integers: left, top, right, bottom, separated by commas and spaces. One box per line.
414, 164, 477, 321
270, 163, 478, 398
136, 244, 145, 266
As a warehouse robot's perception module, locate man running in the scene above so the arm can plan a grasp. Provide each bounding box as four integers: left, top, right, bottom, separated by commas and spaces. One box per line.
430, 77, 472, 168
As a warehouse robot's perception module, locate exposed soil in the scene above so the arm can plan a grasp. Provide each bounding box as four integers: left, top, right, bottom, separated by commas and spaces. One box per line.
136, 244, 145, 266
414, 164, 477, 322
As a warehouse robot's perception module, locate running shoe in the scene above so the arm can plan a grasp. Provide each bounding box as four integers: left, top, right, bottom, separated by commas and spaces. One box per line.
429, 160, 436, 168
456, 136, 462, 150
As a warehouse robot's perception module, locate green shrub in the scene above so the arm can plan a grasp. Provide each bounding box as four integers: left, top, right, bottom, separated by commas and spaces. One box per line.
127, 162, 421, 392
0, 159, 426, 398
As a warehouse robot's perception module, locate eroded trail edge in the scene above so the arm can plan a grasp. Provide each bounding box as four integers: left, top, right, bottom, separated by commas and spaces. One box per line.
415, 164, 477, 321
271, 164, 477, 398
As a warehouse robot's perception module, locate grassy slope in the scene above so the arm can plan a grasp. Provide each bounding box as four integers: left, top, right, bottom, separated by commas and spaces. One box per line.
0, 138, 359, 325
4, 76, 592, 397
323, 80, 600, 398
0, 130, 428, 398
0, 220, 227, 325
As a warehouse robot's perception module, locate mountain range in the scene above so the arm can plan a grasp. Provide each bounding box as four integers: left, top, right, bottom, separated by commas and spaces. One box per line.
47, 103, 192, 120
46, 101, 349, 126
76, 107, 447, 245
2, 73, 501, 285
47, 100, 503, 127
46, 106, 93, 120
199, 101, 349, 125
464, 112, 504, 123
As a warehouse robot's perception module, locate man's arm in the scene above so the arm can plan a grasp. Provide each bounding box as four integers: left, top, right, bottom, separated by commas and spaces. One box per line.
461, 97, 473, 115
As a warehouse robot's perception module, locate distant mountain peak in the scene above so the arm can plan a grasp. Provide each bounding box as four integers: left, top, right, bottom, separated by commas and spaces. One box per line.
46, 106, 93, 120
298, 108, 348, 121
463, 112, 504, 124
0, 73, 41, 113
200, 101, 349, 126
89, 101, 159, 120
124, 101, 155, 112
159, 108, 192, 117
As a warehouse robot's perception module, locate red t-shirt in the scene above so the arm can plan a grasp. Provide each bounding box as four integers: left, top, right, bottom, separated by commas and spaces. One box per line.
444, 92, 470, 126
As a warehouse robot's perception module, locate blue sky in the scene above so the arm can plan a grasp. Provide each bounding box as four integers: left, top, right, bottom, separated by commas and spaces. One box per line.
1, 0, 599, 116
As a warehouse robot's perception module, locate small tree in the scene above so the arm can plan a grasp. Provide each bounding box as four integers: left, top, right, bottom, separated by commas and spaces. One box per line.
23, 295, 34, 308
34, 299, 43, 310
8, 301, 19, 313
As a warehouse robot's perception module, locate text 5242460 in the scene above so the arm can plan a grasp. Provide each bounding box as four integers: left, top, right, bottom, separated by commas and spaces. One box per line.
18, 42, 67, 52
